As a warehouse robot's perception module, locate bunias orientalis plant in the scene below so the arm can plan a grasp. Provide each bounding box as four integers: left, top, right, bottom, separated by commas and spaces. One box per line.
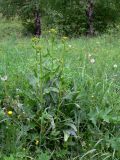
17, 36, 78, 157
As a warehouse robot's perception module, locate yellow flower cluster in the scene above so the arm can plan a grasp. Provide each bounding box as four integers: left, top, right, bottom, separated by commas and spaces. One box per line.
35, 45, 42, 51
31, 37, 39, 43
49, 28, 57, 34
62, 36, 68, 41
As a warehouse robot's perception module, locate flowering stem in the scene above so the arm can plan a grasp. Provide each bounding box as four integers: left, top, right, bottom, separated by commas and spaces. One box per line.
39, 50, 43, 104
35, 50, 39, 98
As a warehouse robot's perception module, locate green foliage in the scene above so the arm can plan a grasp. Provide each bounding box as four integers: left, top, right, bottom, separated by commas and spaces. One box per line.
2, 152, 51, 160
0, 0, 120, 36
94, 0, 120, 33
0, 0, 42, 34
0, 18, 23, 39
37, 152, 51, 160
44, 0, 87, 36
0, 22, 120, 159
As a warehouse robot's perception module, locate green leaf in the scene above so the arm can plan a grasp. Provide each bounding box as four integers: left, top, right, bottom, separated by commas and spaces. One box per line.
63, 130, 70, 142
44, 87, 59, 94
65, 122, 77, 132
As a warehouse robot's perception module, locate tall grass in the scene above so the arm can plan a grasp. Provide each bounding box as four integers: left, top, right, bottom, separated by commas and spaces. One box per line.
0, 20, 120, 160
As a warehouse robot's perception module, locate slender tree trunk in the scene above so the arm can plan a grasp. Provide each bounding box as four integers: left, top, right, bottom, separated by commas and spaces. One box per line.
86, 0, 94, 36
35, 10, 41, 37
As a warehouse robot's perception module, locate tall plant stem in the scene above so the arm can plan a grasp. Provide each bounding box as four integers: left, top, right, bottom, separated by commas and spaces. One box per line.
39, 51, 43, 104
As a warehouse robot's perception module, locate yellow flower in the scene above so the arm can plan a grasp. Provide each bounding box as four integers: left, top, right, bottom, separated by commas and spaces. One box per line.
62, 36, 68, 41
7, 111, 13, 116
35, 140, 39, 145
49, 28, 57, 34
31, 37, 39, 43
35, 45, 42, 51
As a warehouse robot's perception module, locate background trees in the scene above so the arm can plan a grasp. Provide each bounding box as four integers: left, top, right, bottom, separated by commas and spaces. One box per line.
0, 0, 120, 36
86, 0, 94, 36
0, 0, 44, 36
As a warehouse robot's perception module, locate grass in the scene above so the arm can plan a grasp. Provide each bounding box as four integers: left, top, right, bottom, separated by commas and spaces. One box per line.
0, 19, 120, 160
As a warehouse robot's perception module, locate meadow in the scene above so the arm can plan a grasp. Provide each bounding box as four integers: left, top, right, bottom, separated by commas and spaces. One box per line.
0, 19, 120, 160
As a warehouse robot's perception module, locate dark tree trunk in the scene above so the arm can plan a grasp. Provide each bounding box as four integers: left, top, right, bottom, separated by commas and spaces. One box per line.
86, 0, 94, 36
35, 10, 41, 37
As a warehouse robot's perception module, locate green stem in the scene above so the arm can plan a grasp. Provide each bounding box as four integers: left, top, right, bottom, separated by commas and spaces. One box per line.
39, 51, 43, 103
36, 50, 39, 98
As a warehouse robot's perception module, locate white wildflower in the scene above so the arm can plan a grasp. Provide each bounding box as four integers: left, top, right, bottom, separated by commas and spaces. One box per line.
113, 64, 117, 68
68, 45, 72, 48
1, 75, 8, 81
16, 88, 21, 92
88, 54, 92, 58
90, 58, 95, 64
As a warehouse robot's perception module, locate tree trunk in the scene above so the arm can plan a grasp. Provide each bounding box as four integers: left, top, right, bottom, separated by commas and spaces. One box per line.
86, 0, 94, 36
35, 10, 41, 37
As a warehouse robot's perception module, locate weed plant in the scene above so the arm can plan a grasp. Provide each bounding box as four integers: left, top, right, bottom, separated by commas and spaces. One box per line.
0, 27, 120, 160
